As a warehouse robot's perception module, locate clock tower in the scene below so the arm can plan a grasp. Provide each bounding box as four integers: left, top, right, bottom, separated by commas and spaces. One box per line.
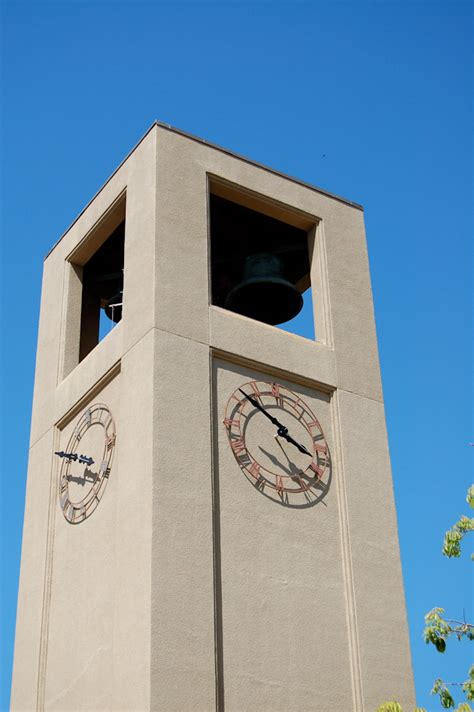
12, 123, 415, 711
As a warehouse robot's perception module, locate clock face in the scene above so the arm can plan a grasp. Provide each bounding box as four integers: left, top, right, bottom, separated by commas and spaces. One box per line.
57, 403, 116, 524
224, 380, 330, 506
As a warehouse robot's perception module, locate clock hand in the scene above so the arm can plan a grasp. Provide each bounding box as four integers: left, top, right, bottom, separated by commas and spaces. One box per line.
279, 432, 312, 457
238, 389, 312, 456
55, 451, 78, 462
55, 451, 95, 466
238, 389, 285, 430
78, 455, 94, 466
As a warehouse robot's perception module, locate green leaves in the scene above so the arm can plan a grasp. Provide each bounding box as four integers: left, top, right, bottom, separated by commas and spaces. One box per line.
424, 608, 450, 652
442, 485, 474, 559
375, 703, 427, 712
462, 665, 474, 701
375, 701, 471, 712
424, 609, 474, 709
430, 677, 474, 709
431, 679, 456, 708
466, 485, 474, 510
379, 487, 473, 711
443, 516, 474, 559
424, 607, 473, 652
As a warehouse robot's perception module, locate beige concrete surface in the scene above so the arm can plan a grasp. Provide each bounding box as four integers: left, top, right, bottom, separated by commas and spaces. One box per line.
335, 389, 415, 709
323, 207, 383, 402
209, 306, 337, 390
213, 359, 354, 712
12, 122, 415, 711
150, 330, 215, 711
44, 375, 121, 711
111, 330, 154, 711
10, 429, 56, 711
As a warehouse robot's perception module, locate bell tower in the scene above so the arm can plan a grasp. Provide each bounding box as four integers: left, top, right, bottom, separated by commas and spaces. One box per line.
12, 123, 415, 711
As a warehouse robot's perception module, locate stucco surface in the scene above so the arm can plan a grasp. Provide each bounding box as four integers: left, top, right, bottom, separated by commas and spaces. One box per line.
11, 429, 55, 711
209, 306, 337, 390
335, 389, 415, 708
150, 330, 215, 711
44, 376, 121, 712
213, 359, 354, 712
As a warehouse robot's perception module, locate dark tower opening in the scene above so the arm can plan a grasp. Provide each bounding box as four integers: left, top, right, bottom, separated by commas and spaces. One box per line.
79, 219, 125, 361
210, 193, 311, 327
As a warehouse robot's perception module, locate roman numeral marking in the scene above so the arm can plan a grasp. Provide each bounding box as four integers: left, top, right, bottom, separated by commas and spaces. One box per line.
249, 461, 261, 478
308, 462, 323, 479
313, 443, 327, 454
250, 382, 263, 404
231, 438, 245, 453
275, 475, 284, 497
271, 383, 282, 406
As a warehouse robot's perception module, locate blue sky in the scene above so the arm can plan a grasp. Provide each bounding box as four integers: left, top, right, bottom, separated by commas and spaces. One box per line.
1, 2, 472, 710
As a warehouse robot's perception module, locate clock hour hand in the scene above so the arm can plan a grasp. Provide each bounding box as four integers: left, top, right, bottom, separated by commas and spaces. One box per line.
78, 455, 94, 466
277, 432, 312, 457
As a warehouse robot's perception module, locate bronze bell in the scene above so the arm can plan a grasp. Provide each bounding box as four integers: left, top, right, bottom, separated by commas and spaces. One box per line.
225, 253, 303, 325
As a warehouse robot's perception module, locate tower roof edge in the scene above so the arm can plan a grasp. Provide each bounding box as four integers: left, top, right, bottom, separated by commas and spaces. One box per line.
45, 120, 363, 260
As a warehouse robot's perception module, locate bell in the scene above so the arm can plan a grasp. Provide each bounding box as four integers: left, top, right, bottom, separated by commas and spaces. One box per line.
225, 253, 303, 325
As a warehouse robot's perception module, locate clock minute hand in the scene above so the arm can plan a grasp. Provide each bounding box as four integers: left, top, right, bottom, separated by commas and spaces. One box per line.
238, 389, 285, 429
54, 451, 95, 466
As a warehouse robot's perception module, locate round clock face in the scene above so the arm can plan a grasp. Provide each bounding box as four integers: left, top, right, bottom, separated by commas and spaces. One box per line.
224, 380, 330, 505
58, 403, 116, 524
